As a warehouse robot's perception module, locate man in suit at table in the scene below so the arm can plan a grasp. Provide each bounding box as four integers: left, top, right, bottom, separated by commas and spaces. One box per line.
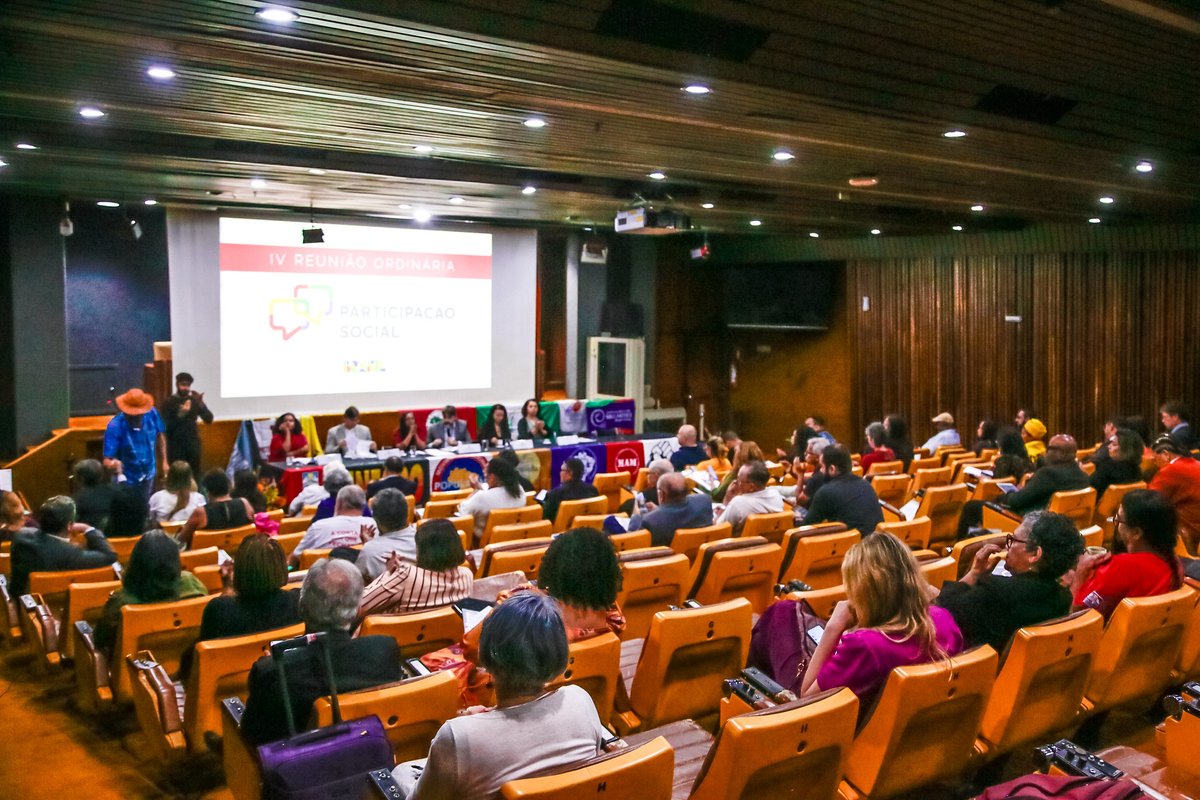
9, 496, 117, 596
428, 405, 472, 449
628, 473, 713, 547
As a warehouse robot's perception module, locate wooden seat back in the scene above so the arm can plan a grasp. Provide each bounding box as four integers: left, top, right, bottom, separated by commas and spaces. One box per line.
616, 548, 690, 641
778, 529, 860, 588
546, 632, 622, 725
422, 499, 461, 520
592, 472, 632, 513
865, 459, 904, 477
914, 483, 971, 551
912, 466, 953, 493
276, 517, 311, 535
947, 532, 1007, 579
687, 537, 783, 613
499, 736, 674, 800
670, 522, 732, 565
870, 473, 913, 508
740, 510, 793, 545
180, 547, 221, 572
479, 505, 545, 548
114, 594, 216, 702
1095, 482, 1146, 546
1046, 487, 1097, 530
428, 488, 472, 503
554, 496, 608, 532
191, 524, 258, 553
608, 530, 652, 552
907, 456, 941, 475
486, 520, 553, 547
359, 606, 465, 658
61, 579, 121, 660
477, 537, 554, 579
876, 516, 932, 551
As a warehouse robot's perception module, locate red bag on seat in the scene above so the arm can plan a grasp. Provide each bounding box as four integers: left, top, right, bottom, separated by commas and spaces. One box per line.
976, 774, 1146, 799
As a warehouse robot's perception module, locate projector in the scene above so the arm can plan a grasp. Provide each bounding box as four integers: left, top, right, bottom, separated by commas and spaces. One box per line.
614, 206, 690, 235
302, 226, 325, 244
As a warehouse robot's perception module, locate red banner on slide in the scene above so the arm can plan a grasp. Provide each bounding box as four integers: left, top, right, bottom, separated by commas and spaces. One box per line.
220, 243, 492, 279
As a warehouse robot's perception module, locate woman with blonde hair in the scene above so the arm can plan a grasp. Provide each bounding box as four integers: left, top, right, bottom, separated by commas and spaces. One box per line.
695, 436, 733, 474
148, 461, 206, 524
801, 533, 963, 703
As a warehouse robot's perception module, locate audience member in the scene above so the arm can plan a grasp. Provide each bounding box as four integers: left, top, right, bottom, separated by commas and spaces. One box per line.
393, 593, 609, 800
311, 468, 371, 523
368, 456, 419, 500
670, 424, 706, 471
806, 415, 836, 444
1071, 489, 1182, 618
801, 533, 963, 704
1126, 415, 1154, 460
495, 448, 535, 493
478, 403, 512, 447
804, 446, 884, 533
883, 414, 914, 470
325, 405, 376, 456
629, 473, 714, 546
516, 398, 549, 440
461, 458, 527, 541
268, 412, 309, 461
159, 372, 213, 475
1022, 418, 1048, 460
778, 424, 819, 462
1014, 408, 1036, 430
240, 558, 403, 745
516, 527, 625, 640
428, 405, 471, 448
920, 412, 961, 454
540, 458, 599, 527
393, 410, 427, 450
103, 388, 166, 501
860, 422, 897, 471
148, 461, 205, 524
937, 511, 1083, 652
0, 490, 34, 543
287, 464, 345, 518
178, 470, 255, 548
795, 437, 832, 507
93, 530, 206, 654
722, 430, 744, 452
10, 496, 117, 595
290, 485, 379, 567
999, 434, 1089, 514
972, 419, 999, 457
695, 436, 732, 473
356, 489, 416, 579
1084, 416, 1126, 464
71, 459, 114, 531
992, 426, 1035, 483
1090, 428, 1144, 499
716, 461, 784, 536
618, 458, 671, 514
359, 518, 472, 616
231, 468, 268, 514
1161, 400, 1196, 452
712, 441, 765, 503
1148, 435, 1200, 546
107, 483, 152, 537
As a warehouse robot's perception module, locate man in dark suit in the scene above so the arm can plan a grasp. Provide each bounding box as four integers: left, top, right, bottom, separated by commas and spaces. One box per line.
805, 446, 884, 534
367, 456, 418, 500
240, 558, 403, 746
999, 434, 1090, 514
10, 496, 117, 596
628, 473, 713, 547
427, 405, 472, 449
1161, 400, 1196, 452
542, 458, 600, 525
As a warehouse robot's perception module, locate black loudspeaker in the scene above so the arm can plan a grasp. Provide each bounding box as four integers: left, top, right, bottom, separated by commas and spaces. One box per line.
600, 301, 644, 337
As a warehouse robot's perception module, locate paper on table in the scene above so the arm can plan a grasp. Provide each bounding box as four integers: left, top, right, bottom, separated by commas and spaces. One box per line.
314, 453, 343, 466
510, 439, 534, 451
0, 469, 10, 492
353, 440, 374, 458
376, 448, 402, 460
556, 435, 582, 445
457, 443, 482, 454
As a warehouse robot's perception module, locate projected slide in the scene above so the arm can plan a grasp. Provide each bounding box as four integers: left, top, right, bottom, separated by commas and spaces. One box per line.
219, 218, 492, 398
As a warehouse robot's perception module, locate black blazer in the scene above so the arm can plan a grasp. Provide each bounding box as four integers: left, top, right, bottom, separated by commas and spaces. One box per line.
1172, 423, 1196, 452
367, 474, 418, 500
9, 528, 117, 596
937, 571, 1072, 653
240, 631, 404, 746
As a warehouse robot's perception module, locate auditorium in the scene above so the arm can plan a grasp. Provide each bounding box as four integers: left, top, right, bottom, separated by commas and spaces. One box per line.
2, 1, 1200, 798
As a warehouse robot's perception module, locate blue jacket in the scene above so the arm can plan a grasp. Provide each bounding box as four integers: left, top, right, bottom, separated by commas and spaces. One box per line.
628, 494, 714, 547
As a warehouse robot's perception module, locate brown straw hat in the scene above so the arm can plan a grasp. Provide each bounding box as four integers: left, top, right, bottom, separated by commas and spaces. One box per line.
115, 388, 155, 415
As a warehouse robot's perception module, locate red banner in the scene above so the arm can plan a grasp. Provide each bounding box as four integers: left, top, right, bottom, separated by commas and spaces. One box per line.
220, 243, 492, 279
605, 440, 645, 477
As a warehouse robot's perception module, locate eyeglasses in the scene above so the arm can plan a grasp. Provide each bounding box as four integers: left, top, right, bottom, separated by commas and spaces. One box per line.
1108, 514, 1127, 527
1005, 533, 1030, 549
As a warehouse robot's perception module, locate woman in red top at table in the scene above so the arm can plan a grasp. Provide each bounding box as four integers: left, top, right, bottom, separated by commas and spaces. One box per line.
268, 412, 309, 462
393, 411, 426, 450
859, 421, 897, 472
1071, 488, 1183, 619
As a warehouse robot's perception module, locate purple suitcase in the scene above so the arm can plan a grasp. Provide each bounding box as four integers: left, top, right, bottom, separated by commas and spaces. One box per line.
257, 632, 394, 800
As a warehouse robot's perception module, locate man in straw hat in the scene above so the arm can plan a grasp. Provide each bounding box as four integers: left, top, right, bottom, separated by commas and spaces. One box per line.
103, 388, 167, 500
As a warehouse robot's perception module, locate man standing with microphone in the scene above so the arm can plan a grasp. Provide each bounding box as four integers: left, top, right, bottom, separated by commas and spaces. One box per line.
103, 388, 167, 500
160, 372, 214, 474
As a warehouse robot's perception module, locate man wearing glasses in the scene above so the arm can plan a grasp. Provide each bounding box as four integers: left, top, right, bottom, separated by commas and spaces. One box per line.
936, 511, 1084, 652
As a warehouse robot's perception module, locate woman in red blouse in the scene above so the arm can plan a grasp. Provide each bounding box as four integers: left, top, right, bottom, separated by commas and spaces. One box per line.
268, 412, 309, 461
860, 421, 897, 472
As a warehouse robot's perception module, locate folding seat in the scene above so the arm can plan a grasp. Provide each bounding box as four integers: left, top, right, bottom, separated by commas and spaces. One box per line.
276, 516, 311, 535
476, 537, 553, 579
1046, 487, 1097, 530
912, 466, 953, 493
608, 530, 652, 552
907, 456, 941, 475
616, 598, 752, 733
1079, 525, 1103, 549
947, 531, 1007, 579
686, 537, 783, 613
546, 631, 622, 725
1080, 585, 1195, 717
633, 467, 652, 491
126, 650, 188, 763
184, 623, 304, 752
765, 462, 785, 481
359, 605, 465, 657
688, 687, 858, 800
60, 578, 120, 660
265, 509, 284, 522
1095, 481, 1145, 545
981, 502, 1023, 534
22, 565, 120, 668
616, 548, 690, 640
28, 564, 119, 621
740, 510, 793, 544
160, 520, 186, 536
570, 513, 615, 531
876, 516, 931, 552
912, 483, 971, 551
191, 523, 258, 553
272, 531, 305, 561
479, 504, 544, 548
0, 574, 22, 648
592, 471, 633, 513
109, 534, 141, 564
428, 488, 472, 503
554, 496, 608, 532
950, 458, 990, 484
777, 527, 860, 588
864, 460, 904, 477
916, 555, 956, 589
18, 592, 62, 671
313, 670, 459, 762
974, 610, 1103, 764
298, 504, 319, 518
840, 645, 998, 799
786, 584, 847, 619
936, 445, 967, 462
191, 564, 225, 594
970, 478, 1010, 502
422, 499, 462, 519
1080, 462, 1096, 476
499, 736, 675, 800
1175, 578, 1200, 681
670, 523, 732, 565
298, 548, 332, 569
485, 520, 553, 547
869, 473, 912, 509
417, 514, 474, 549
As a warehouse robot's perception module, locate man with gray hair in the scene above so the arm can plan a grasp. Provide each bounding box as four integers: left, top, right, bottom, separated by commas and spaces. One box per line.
239, 558, 403, 745
287, 462, 352, 516
290, 484, 379, 568
620, 458, 673, 514
670, 424, 706, 471
357, 488, 416, 580
10, 495, 117, 595
628, 473, 714, 547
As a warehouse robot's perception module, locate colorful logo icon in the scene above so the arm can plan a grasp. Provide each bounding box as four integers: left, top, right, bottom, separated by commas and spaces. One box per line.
269, 284, 333, 340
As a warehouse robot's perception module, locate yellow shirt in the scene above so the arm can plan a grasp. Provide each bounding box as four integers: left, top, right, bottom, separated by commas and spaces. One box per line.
1025, 440, 1046, 460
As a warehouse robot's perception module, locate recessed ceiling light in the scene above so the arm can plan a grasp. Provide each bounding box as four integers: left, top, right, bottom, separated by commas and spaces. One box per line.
308, 168, 326, 175
15, 143, 38, 150
870, 228, 882, 235
952, 225, 964, 231
250, 178, 267, 189
970, 204, 985, 212
701, 203, 714, 209
942, 129, 967, 138
521, 185, 537, 195
146, 65, 176, 80
772, 149, 795, 162
1088, 217, 1101, 224
0, 158, 7, 168
256, 6, 297, 23
808, 232, 820, 238
413, 209, 432, 223
96, 201, 120, 208
647, 171, 666, 180
1098, 195, 1115, 204
397, 204, 411, 209
523, 117, 547, 128
749, 219, 762, 227
143, 199, 157, 206
1135, 160, 1154, 173
413, 145, 434, 154
848, 175, 878, 187
448, 196, 465, 205
683, 84, 711, 95
78, 106, 106, 118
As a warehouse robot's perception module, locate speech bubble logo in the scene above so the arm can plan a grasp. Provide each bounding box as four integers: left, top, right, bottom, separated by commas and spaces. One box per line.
294, 284, 333, 322
268, 297, 312, 341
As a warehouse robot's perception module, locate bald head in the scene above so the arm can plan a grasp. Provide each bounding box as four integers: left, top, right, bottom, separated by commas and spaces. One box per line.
676, 425, 698, 446
1045, 434, 1078, 465
658, 473, 688, 504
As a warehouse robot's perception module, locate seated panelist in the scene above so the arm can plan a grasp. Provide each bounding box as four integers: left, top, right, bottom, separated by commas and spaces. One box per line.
428, 405, 471, 448
325, 405, 377, 456
478, 403, 512, 448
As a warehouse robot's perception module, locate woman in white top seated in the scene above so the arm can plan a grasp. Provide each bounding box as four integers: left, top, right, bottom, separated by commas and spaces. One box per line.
148, 461, 206, 524
459, 458, 527, 544
394, 592, 610, 800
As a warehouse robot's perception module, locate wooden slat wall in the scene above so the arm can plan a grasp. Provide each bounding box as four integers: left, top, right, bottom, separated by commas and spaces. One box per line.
848, 250, 1200, 445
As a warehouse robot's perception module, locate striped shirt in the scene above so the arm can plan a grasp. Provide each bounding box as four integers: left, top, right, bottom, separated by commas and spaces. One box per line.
359, 562, 474, 617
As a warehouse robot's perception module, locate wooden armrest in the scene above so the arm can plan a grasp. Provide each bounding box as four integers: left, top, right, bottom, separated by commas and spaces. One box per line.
74, 620, 110, 689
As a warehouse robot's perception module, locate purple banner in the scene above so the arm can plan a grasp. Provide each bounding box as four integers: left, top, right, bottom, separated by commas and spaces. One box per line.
550, 442, 607, 487
586, 399, 636, 433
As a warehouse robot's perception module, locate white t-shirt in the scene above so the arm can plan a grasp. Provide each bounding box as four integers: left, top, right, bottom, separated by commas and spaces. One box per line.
287, 482, 330, 515
459, 486, 527, 541
294, 514, 379, 555
147, 490, 206, 523
358, 526, 418, 580
716, 488, 785, 536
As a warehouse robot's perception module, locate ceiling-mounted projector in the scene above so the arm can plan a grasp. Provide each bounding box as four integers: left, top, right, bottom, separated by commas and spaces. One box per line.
614, 206, 690, 234
302, 226, 325, 244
